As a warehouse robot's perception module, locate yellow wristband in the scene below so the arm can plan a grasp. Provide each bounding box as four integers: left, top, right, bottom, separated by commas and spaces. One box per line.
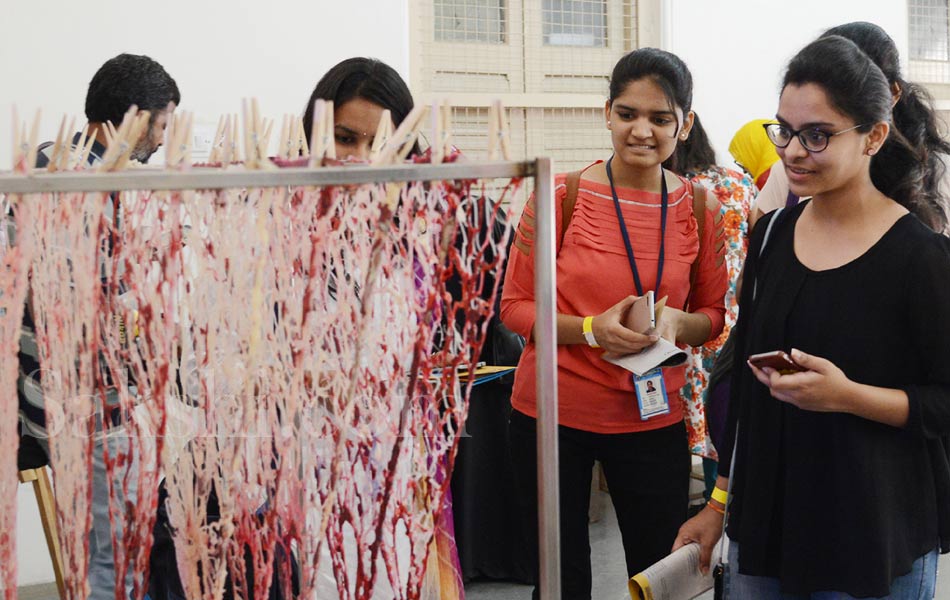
711, 486, 728, 506
582, 316, 600, 348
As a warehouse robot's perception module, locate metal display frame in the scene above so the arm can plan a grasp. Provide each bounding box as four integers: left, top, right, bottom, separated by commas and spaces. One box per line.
0, 158, 563, 600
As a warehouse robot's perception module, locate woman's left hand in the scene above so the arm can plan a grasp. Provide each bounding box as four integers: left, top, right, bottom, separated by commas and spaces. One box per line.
653, 306, 684, 344
748, 348, 856, 413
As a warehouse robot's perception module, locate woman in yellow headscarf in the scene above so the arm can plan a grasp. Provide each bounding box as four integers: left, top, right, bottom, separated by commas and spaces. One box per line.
728, 119, 780, 190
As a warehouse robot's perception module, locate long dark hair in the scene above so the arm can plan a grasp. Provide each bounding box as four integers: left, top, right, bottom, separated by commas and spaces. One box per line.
784, 36, 942, 227
668, 112, 716, 175
609, 48, 692, 171
302, 57, 419, 156
822, 22, 950, 232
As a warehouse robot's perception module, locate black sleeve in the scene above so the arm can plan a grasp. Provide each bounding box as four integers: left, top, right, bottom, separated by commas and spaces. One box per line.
901, 233, 950, 439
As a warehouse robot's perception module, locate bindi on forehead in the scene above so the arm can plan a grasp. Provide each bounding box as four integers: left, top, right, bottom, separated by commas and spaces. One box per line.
335, 124, 373, 138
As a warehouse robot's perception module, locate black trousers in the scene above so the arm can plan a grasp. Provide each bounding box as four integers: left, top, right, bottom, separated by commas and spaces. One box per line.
508, 409, 690, 600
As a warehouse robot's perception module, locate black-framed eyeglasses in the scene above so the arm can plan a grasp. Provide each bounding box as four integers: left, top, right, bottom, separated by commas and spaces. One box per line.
762, 122, 868, 153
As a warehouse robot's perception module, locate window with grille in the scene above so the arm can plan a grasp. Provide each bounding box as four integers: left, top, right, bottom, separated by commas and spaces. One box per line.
435, 0, 506, 43
542, 0, 608, 47
413, 0, 655, 210
909, 0, 950, 83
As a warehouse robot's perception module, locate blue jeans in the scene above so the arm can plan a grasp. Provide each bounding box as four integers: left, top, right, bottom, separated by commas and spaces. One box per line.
724, 538, 938, 599
38, 432, 138, 600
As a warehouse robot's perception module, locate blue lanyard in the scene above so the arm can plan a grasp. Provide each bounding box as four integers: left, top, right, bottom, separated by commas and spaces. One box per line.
605, 156, 668, 297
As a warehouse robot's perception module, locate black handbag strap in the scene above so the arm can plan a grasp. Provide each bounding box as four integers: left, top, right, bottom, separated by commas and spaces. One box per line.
719, 205, 786, 567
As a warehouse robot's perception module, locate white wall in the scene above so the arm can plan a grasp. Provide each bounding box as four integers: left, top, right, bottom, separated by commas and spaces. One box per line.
665, 0, 908, 168
1, 0, 408, 586
0, 0, 410, 169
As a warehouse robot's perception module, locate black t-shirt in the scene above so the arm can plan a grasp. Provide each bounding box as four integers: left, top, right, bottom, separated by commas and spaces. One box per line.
720, 201, 950, 596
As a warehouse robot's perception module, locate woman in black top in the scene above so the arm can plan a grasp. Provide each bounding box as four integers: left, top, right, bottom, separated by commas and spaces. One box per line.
673, 36, 950, 598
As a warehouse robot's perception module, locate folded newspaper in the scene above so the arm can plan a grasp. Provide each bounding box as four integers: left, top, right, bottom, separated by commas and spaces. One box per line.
602, 337, 688, 376
627, 540, 722, 600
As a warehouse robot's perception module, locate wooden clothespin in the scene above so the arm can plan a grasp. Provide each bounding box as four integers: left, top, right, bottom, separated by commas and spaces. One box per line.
260, 117, 273, 160
373, 104, 426, 165
228, 113, 241, 164
296, 117, 309, 158
242, 98, 256, 168
308, 99, 325, 166
103, 120, 118, 149
308, 99, 335, 166
71, 124, 96, 170
487, 100, 511, 161
59, 117, 78, 171
322, 102, 335, 160
10, 107, 41, 173
46, 115, 71, 172
166, 110, 193, 169
164, 111, 178, 166
369, 109, 393, 163
279, 114, 306, 160
441, 102, 453, 159
278, 115, 291, 160
209, 115, 226, 163
98, 105, 137, 171
428, 99, 453, 163
118, 109, 150, 170
430, 101, 443, 165
182, 112, 194, 166
240, 99, 274, 169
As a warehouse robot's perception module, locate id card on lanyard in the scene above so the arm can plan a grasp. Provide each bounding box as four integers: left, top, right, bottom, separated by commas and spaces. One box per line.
606, 156, 671, 420
634, 369, 670, 419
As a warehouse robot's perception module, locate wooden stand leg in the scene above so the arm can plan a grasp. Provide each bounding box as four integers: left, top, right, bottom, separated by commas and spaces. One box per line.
19, 468, 66, 600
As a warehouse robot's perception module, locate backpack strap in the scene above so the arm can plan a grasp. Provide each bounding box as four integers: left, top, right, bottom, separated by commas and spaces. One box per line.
751, 206, 786, 302
559, 170, 582, 250
687, 180, 711, 310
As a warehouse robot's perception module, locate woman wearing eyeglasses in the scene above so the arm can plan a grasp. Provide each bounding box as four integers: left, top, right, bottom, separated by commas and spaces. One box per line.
750, 21, 950, 232
673, 35, 950, 599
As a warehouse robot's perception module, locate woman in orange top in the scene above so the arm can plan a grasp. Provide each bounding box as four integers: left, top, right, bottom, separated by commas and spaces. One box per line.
501, 48, 728, 599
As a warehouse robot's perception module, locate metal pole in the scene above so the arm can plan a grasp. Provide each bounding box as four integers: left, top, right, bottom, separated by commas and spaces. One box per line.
0, 161, 533, 194
533, 157, 561, 600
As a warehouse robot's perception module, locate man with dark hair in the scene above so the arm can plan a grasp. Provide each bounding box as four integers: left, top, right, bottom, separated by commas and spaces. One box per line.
25, 53, 179, 600
37, 53, 179, 167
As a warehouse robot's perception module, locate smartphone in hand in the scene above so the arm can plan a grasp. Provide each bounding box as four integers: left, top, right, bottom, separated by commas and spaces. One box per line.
624, 291, 655, 334
748, 350, 806, 375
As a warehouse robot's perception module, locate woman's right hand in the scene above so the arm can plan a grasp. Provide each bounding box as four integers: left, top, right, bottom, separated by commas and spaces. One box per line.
592, 295, 659, 355
671, 504, 725, 576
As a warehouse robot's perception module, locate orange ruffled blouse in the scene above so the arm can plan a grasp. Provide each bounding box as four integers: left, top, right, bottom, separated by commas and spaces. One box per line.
501, 166, 728, 434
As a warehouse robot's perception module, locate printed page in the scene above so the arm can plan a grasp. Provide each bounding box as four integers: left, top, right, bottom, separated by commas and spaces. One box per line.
603, 338, 688, 376
627, 541, 720, 600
